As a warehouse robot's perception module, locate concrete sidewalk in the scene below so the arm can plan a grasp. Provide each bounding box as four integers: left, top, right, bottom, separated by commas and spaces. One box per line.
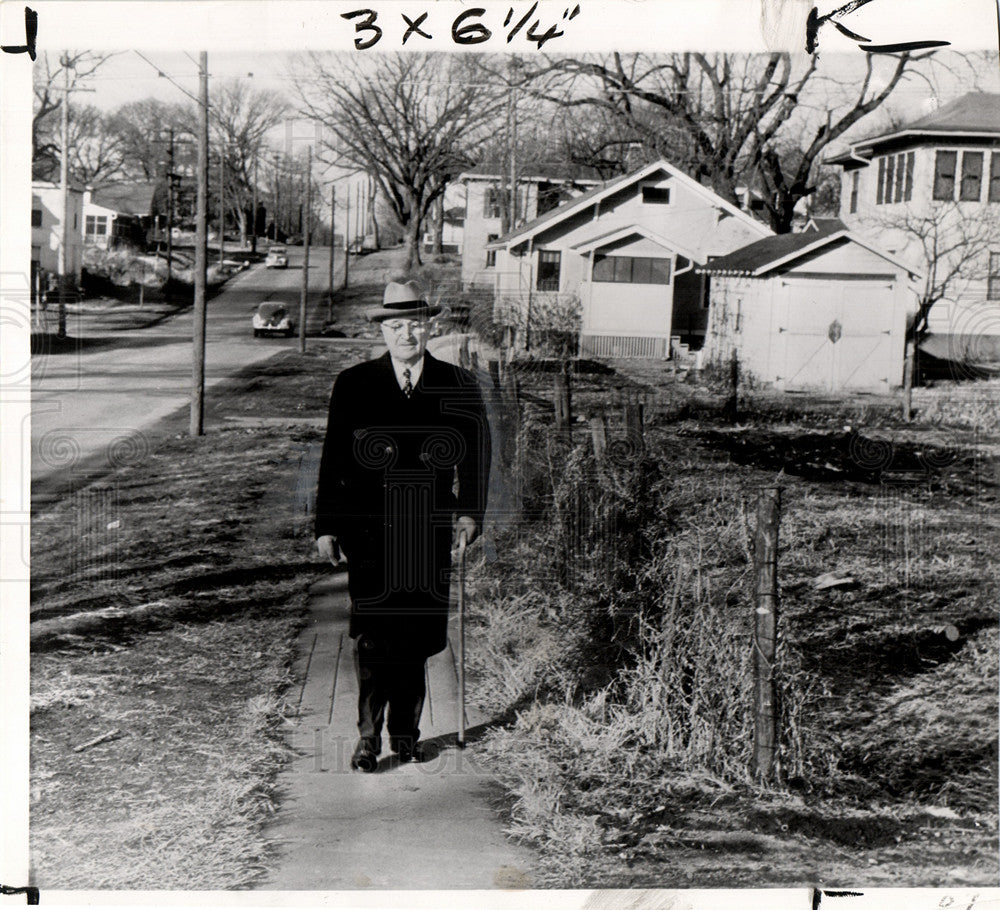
259, 574, 536, 890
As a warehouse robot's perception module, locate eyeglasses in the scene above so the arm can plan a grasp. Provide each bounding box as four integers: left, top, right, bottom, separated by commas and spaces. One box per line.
382, 320, 429, 335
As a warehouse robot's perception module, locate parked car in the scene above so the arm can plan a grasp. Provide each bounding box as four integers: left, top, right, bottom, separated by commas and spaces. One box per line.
265, 245, 288, 268
253, 302, 295, 338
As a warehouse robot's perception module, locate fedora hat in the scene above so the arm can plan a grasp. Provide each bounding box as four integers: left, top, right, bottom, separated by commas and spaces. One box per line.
366, 279, 443, 322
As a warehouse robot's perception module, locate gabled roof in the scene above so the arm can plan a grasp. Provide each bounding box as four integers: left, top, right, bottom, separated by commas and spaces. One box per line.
826, 92, 1000, 166
569, 224, 701, 263
696, 227, 922, 279
89, 182, 158, 217
488, 159, 772, 249
804, 216, 847, 233
460, 160, 603, 182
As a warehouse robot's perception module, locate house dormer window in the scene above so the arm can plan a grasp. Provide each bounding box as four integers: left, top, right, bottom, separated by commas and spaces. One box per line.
641, 186, 670, 204
876, 152, 913, 204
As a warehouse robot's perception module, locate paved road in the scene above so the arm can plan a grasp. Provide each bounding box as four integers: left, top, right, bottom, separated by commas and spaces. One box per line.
31, 247, 331, 502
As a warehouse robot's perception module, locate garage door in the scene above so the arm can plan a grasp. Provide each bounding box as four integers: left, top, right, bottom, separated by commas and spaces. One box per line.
775, 279, 896, 392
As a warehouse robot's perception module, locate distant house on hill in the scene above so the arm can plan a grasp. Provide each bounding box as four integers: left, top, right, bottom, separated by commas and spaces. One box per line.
485, 159, 772, 358
83, 182, 158, 249
827, 92, 1000, 359
459, 163, 601, 291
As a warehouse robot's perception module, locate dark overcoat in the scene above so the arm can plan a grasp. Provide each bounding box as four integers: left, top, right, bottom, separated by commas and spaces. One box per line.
315, 351, 491, 658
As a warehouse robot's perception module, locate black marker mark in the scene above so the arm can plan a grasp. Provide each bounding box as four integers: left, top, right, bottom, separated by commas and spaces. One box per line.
505, 1, 538, 43
0, 6, 37, 61
341, 8, 382, 49
0, 885, 40, 905
452, 8, 491, 45
401, 11, 432, 44
860, 40, 952, 52
806, 0, 949, 54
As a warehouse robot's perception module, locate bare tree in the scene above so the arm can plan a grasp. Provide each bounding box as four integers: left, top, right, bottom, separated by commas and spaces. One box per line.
296, 53, 507, 271
865, 203, 1000, 342
32, 50, 116, 180
522, 52, 934, 232
209, 78, 289, 246
106, 98, 195, 181
64, 104, 128, 189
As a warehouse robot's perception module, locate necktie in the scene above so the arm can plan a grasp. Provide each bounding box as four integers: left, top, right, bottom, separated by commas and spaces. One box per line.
402, 368, 413, 399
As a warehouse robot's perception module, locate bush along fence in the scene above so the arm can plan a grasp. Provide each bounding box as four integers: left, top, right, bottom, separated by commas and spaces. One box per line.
470, 350, 800, 787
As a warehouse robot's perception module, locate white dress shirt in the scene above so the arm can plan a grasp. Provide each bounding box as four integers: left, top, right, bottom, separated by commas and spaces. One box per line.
390, 356, 424, 392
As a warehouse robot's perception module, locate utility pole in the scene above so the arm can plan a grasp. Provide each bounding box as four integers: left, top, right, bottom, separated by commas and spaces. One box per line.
53, 56, 95, 339
508, 60, 518, 229
299, 146, 312, 354
191, 52, 209, 438
58, 55, 71, 338
251, 152, 258, 254
342, 185, 350, 289
166, 128, 175, 300
272, 153, 281, 241
328, 184, 335, 320
218, 141, 225, 266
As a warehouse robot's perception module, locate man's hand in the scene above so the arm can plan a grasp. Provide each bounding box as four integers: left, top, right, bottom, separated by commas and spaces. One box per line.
454, 516, 478, 547
317, 534, 346, 566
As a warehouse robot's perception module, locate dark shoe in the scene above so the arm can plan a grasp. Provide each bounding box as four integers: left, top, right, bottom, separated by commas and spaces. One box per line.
351, 739, 379, 773
392, 738, 427, 763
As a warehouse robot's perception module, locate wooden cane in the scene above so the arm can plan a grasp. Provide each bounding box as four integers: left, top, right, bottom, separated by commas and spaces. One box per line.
457, 528, 468, 748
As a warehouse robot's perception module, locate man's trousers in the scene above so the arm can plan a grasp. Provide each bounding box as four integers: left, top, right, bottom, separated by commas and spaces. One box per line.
354, 635, 426, 750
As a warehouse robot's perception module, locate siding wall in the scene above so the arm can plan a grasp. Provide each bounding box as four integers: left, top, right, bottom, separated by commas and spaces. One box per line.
839, 141, 1000, 334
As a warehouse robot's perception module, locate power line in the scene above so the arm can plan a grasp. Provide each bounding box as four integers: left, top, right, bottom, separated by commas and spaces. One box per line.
132, 50, 202, 106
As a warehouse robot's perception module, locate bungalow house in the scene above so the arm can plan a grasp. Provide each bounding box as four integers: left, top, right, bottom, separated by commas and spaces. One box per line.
31, 181, 84, 292
83, 182, 157, 250
698, 224, 921, 392
460, 166, 601, 290
826, 92, 1000, 359
485, 159, 772, 358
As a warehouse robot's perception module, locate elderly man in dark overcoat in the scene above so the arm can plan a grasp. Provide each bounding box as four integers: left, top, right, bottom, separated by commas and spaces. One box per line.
315, 279, 491, 772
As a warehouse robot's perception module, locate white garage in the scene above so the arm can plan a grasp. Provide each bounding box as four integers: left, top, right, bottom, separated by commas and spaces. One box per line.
699, 228, 922, 393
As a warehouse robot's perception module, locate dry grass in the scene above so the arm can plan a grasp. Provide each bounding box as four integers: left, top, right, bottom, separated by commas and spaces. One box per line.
29, 344, 366, 889
467, 358, 1000, 887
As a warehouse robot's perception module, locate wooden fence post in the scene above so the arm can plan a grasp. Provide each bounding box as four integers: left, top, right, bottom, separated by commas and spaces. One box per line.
625, 396, 645, 452
902, 337, 915, 422
752, 486, 781, 782
590, 413, 608, 464
724, 348, 740, 423
554, 360, 572, 446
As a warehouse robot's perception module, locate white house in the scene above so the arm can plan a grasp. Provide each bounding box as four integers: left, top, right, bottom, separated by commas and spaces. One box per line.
485, 159, 773, 358
460, 168, 600, 291
83, 182, 157, 249
31, 181, 84, 288
699, 225, 922, 392
827, 92, 1000, 359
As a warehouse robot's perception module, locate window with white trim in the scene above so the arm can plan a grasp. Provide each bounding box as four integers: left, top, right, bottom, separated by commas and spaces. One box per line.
988, 252, 1000, 301
934, 149, 993, 203
536, 250, 561, 291
85, 215, 108, 238
592, 255, 671, 284
875, 152, 913, 204
485, 234, 498, 268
